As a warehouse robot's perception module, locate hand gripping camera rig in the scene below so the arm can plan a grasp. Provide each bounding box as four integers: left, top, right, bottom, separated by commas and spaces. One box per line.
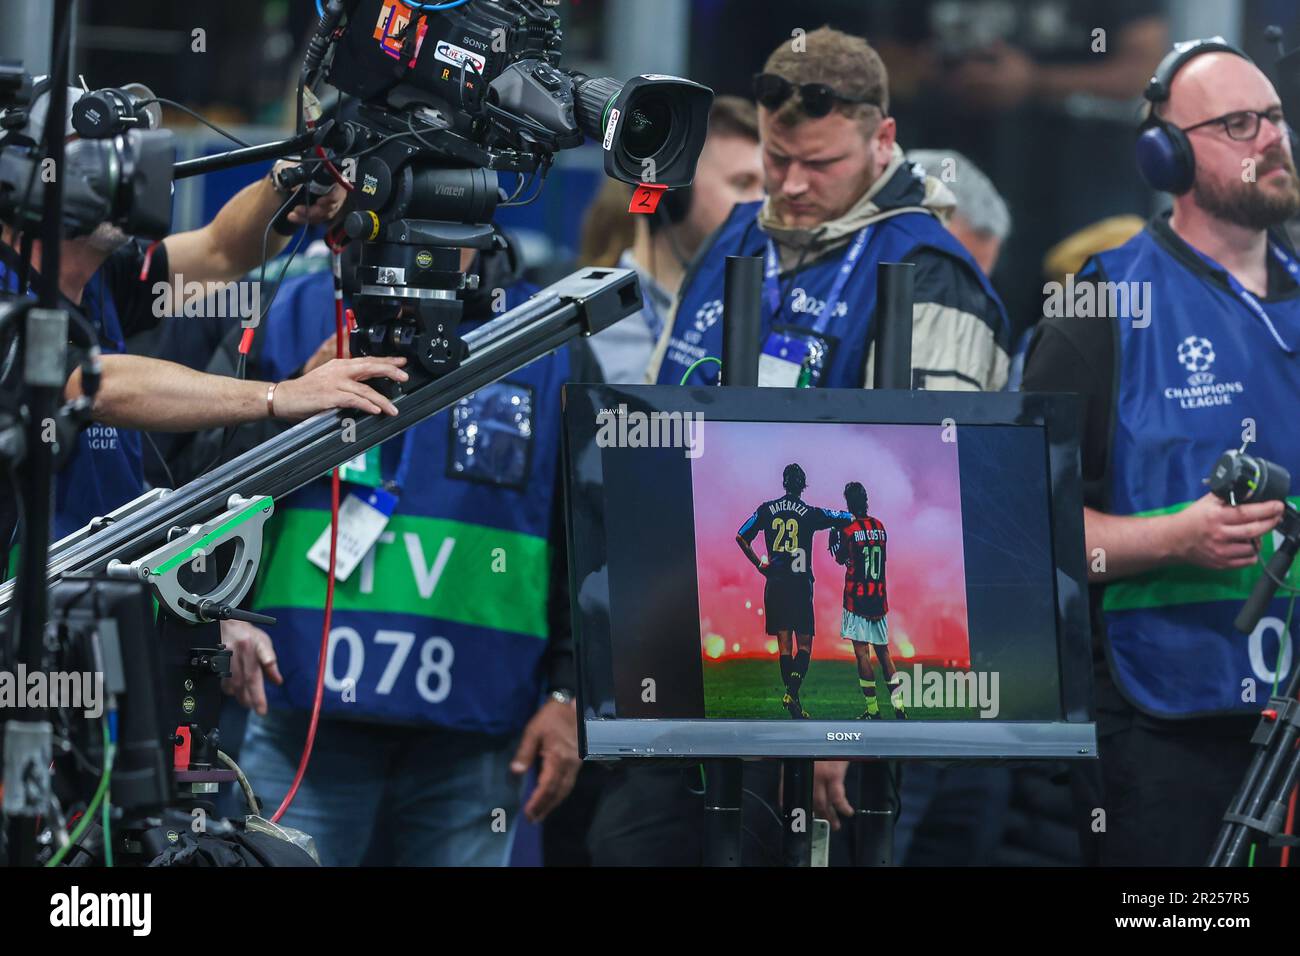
1204, 447, 1300, 866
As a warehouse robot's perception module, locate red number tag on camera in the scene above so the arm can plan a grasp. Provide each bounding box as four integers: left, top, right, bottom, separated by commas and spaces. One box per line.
629, 183, 667, 214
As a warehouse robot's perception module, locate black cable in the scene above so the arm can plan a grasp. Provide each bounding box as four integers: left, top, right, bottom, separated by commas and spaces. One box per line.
198, 224, 308, 477
252, 209, 312, 346
741, 825, 782, 866
141, 431, 177, 491
1251, 536, 1300, 595
134, 98, 250, 147
743, 786, 786, 830
501, 165, 549, 208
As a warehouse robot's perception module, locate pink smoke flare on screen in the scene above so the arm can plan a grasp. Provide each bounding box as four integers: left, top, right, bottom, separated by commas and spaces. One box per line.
690, 421, 970, 665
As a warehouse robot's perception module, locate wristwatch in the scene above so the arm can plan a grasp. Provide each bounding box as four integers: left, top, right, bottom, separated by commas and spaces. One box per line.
269, 160, 297, 196
549, 688, 576, 706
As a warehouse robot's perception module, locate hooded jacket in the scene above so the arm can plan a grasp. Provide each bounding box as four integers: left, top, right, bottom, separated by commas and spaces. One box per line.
652, 144, 1010, 390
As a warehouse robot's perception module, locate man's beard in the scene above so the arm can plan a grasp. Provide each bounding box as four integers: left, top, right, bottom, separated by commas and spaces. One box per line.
1193, 150, 1300, 230
83, 222, 130, 254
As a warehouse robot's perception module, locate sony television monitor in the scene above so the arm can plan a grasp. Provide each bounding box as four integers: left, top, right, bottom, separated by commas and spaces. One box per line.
562, 385, 1095, 760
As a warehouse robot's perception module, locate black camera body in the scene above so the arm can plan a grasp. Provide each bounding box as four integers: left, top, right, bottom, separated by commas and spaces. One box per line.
315, 0, 711, 380
0, 69, 174, 240
326, 0, 711, 188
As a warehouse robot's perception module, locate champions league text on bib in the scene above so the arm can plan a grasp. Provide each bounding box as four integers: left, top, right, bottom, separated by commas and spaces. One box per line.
1094, 226, 1300, 717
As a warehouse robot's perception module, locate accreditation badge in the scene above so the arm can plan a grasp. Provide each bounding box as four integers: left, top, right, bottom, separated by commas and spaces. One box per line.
758, 325, 837, 388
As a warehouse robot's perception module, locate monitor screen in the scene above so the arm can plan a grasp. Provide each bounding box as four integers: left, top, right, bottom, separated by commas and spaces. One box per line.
563, 385, 1095, 759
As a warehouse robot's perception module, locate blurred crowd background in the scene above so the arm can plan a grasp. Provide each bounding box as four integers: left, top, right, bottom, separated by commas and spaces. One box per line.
3, 0, 1298, 344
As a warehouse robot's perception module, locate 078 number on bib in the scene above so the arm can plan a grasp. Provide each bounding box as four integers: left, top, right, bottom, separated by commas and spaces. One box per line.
324, 627, 455, 704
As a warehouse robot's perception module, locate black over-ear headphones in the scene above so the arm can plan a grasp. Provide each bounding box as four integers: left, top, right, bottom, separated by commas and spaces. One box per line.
1136, 36, 1298, 194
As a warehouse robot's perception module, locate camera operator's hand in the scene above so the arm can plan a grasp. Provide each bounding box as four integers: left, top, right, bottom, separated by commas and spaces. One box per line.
220, 619, 283, 716
812, 760, 855, 832
1171, 493, 1284, 570
271, 355, 408, 421
510, 697, 580, 823
301, 332, 350, 376
272, 160, 349, 227
284, 182, 348, 227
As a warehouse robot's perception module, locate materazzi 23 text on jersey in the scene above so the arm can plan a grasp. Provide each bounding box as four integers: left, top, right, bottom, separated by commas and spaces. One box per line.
739, 497, 851, 582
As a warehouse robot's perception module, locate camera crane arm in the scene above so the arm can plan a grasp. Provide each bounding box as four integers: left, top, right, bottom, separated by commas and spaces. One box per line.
0, 266, 640, 619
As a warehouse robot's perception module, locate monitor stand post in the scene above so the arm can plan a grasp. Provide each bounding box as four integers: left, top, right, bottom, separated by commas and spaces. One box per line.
703, 759, 744, 866
849, 261, 917, 867
698, 256, 764, 868
781, 758, 814, 866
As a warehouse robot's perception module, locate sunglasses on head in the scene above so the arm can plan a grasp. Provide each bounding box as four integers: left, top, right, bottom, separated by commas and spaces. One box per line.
752, 72, 883, 118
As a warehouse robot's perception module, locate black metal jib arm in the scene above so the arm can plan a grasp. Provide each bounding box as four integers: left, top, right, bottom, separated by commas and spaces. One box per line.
0, 267, 640, 616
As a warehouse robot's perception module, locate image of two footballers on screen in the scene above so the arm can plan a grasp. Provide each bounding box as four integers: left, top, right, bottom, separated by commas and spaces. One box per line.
736, 463, 905, 720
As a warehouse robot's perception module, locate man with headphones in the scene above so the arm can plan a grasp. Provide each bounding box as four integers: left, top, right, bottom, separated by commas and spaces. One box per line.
1023, 38, 1300, 865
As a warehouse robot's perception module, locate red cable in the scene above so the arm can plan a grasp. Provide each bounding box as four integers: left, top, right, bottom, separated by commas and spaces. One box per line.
271, 255, 346, 824
316, 145, 353, 192
137, 240, 161, 282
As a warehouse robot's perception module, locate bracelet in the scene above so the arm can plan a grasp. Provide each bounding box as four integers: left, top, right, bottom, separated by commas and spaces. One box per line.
266, 382, 278, 419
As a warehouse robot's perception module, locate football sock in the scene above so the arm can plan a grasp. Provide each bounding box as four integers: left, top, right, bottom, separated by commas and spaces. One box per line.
861, 679, 879, 715
790, 648, 811, 693
779, 654, 793, 691
888, 676, 905, 706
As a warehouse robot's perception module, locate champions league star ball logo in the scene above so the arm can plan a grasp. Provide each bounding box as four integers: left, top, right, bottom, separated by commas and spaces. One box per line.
686, 298, 724, 344
1177, 335, 1216, 385
693, 299, 723, 332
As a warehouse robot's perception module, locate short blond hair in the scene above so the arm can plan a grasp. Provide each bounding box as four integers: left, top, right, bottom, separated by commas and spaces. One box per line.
762, 26, 889, 128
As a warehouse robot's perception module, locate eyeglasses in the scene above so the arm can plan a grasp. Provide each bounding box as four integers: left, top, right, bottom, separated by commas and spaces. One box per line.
1182, 107, 1288, 142
752, 72, 884, 119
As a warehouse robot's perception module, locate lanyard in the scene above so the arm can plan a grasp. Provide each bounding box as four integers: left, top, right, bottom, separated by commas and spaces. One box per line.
1187, 241, 1299, 353
383, 428, 419, 495
640, 283, 667, 344
763, 225, 871, 335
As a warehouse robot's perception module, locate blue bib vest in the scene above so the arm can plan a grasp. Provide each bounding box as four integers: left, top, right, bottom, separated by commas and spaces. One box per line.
656, 199, 1006, 387
251, 271, 567, 735
0, 255, 146, 543
1094, 226, 1300, 718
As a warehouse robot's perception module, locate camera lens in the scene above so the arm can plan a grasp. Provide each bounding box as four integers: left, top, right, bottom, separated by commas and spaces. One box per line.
572, 72, 713, 188
623, 95, 671, 160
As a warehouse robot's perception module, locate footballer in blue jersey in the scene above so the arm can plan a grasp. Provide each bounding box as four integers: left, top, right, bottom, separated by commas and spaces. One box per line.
736, 463, 853, 718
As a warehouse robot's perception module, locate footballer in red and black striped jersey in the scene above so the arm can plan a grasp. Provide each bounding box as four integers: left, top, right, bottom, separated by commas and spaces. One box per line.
736, 463, 853, 718
831, 481, 906, 719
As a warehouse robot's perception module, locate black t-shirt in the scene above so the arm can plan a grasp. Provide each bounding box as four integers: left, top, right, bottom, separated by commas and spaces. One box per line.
1021, 214, 1299, 733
